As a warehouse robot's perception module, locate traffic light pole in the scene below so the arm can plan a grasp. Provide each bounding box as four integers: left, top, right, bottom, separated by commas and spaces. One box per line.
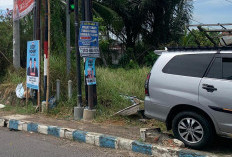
66, 0, 71, 78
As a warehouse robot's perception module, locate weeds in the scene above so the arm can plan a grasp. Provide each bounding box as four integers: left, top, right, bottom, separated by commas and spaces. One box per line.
0, 54, 153, 124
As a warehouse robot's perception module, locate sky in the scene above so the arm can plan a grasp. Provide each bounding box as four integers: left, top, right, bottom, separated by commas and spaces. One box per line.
0, 0, 232, 25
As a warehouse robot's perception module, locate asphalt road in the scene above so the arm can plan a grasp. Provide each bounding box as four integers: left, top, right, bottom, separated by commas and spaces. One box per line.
0, 127, 147, 157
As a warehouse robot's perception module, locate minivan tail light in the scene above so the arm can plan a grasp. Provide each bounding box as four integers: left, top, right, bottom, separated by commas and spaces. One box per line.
145, 72, 151, 96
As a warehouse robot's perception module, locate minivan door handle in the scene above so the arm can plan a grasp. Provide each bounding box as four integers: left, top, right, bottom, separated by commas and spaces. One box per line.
202, 84, 217, 93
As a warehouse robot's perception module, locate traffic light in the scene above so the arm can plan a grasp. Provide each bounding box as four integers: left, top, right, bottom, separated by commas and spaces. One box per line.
69, 0, 75, 13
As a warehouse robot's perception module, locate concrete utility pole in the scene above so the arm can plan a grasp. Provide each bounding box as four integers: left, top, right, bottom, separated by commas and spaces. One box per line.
74, 0, 84, 120
66, 0, 71, 78
13, 20, 20, 69
85, 0, 97, 110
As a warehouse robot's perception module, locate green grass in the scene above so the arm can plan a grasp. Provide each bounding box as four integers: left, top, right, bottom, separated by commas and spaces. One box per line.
95, 67, 150, 121
3, 103, 36, 115
0, 54, 152, 122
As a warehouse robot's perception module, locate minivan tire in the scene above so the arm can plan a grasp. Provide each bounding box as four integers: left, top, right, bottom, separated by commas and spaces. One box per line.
172, 111, 214, 149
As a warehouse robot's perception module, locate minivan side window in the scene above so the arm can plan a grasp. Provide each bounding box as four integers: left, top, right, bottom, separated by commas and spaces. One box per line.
162, 54, 214, 78
206, 57, 232, 80
222, 58, 232, 80
206, 58, 222, 79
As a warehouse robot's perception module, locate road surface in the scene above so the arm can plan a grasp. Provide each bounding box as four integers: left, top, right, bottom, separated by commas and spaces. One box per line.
0, 127, 147, 157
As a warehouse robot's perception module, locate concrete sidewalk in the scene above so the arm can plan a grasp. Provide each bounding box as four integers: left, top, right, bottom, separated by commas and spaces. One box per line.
0, 112, 216, 157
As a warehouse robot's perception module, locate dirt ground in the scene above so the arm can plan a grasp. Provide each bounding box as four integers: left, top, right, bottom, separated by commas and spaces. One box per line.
1, 110, 232, 156
0, 110, 141, 140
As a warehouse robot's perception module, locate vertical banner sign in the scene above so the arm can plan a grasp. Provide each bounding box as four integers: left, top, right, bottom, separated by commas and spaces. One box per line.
85, 58, 96, 85
13, 0, 35, 21
79, 21, 100, 58
27, 41, 40, 90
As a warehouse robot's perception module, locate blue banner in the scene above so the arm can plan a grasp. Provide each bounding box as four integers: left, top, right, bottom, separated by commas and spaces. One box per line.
79, 21, 100, 58
85, 58, 96, 85
26, 40, 40, 90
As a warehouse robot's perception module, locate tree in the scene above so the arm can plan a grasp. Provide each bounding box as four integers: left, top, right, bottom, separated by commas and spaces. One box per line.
0, 9, 13, 77
178, 28, 220, 47
99, 0, 193, 48
141, 0, 193, 47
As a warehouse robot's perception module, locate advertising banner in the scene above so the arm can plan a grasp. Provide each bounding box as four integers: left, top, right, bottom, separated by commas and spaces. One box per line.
85, 58, 96, 85
13, 0, 35, 21
26, 40, 40, 90
79, 21, 100, 58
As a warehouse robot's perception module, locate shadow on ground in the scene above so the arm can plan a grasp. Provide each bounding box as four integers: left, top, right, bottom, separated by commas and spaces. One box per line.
201, 136, 232, 156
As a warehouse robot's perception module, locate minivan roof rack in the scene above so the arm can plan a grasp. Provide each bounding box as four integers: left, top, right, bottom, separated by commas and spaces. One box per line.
186, 23, 232, 47
167, 46, 232, 51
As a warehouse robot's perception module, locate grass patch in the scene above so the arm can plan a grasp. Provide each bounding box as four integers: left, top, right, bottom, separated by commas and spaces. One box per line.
0, 55, 166, 129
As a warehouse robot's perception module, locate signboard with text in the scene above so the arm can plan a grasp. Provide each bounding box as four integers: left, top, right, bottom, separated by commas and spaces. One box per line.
85, 58, 96, 85
13, 0, 35, 21
79, 21, 100, 58
26, 40, 40, 90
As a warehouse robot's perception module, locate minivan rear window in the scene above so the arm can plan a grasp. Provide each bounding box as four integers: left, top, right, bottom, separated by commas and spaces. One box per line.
162, 54, 214, 78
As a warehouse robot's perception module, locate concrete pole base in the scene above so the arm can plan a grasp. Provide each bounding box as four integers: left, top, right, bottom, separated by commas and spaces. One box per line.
83, 109, 96, 121
74, 107, 84, 120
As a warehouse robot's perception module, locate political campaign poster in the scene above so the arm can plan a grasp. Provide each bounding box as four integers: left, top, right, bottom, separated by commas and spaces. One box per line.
79, 21, 100, 58
27, 40, 40, 90
13, 0, 35, 21
85, 58, 96, 85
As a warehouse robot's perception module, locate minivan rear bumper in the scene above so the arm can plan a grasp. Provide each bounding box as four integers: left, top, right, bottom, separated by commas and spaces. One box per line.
144, 96, 169, 122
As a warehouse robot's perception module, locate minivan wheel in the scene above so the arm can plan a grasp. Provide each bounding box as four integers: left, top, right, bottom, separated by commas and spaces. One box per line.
172, 111, 214, 149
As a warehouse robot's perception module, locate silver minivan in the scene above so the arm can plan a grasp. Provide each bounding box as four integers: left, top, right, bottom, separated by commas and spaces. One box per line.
144, 48, 232, 149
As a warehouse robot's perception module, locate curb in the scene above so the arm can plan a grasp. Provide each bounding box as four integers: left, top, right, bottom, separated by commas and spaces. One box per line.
0, 118, 216, 157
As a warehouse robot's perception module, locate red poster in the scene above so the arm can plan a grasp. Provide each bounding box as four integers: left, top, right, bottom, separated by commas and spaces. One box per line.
13, 0, 35, 21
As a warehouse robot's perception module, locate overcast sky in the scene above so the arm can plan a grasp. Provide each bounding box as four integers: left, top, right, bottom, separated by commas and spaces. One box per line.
0, 0, 232, 25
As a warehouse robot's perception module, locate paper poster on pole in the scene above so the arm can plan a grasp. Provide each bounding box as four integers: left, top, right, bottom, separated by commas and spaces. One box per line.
26, 40, 40, 90
85, 58, 96, 85
79, 21, 100, 58
13, 0, 35, 21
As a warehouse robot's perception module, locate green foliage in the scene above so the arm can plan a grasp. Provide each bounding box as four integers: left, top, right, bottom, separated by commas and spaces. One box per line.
178, 29, 220, 47
0, 9, 13, 79
50, 0, 66, 54
144, 51, 159, 67
20, 12, 34, 68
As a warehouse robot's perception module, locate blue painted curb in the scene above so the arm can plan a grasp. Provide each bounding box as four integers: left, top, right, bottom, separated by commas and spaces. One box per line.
27, 123, 38, 133
1, 118, 214, 157
9, 120, 19, 130
132, 141, 152, 155
99, 135, 116, 149
73, 130, 87, 143
48, 126, 60, 137
179, 150, 206, 157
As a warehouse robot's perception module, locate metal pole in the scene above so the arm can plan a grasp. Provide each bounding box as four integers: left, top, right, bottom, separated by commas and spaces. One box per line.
81, 0, 85, 21
74, 0, 82, 107
66, 0, 71, 78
